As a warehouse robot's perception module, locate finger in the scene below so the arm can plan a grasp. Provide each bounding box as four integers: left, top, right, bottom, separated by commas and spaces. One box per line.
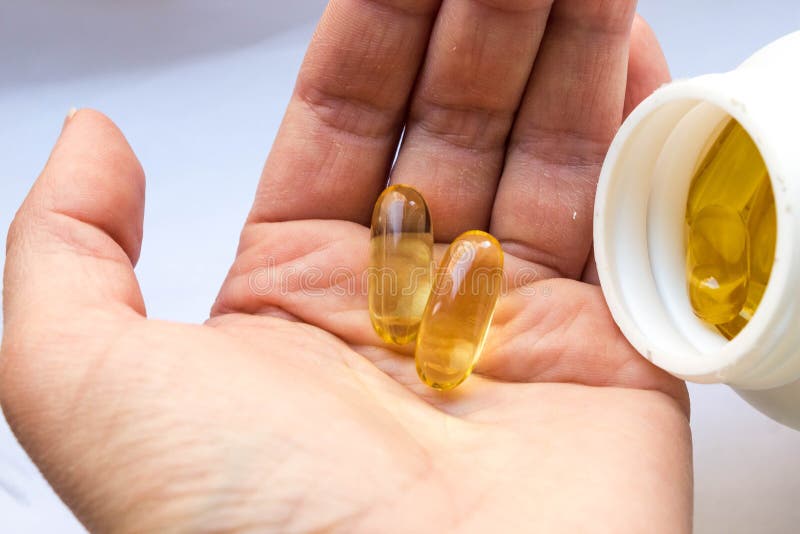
1, 108, 146, 413
390, 0, 552, 240
1, 108, 146, 421
0, 109, 149, 528
581, 14, 670, 284
491, 0, 637, 279
2, 109, 146, 334
247, 0, 441, 226
623, 14, 670, 118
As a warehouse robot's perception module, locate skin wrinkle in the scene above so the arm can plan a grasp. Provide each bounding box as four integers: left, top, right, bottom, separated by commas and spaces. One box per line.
227, 223, 355, 282
470, 0, 552, 14
295, 396, 436, 532
265, 455, 330, 532
62, 324, 142, 449
35, 360, 226, 528
442, 393, 505, 421
132, 449, 287, 532
494, 163, 599, 275
0, 247, 145, 330
246, 221, 356, 264
484, 294, 578, 380
497, 241, 573, 280
586, 45, 624, 128
411, 105, 513, 151
296, 88, 399, 140
309, 5, 430, 106
1, 308, 138, 435
416, 148, 495, 201
259, 323, 345, 366
342, 414, 444, 532
254, 133, 389, 222
31, 213, 139, 277
358, 0, 442, 18
85, 421, 233, 524
319, 135, 362, 196
229, 277, 351, 322
508, 128, 610, 169
114, 439, 226, 528
465, 10, 486, 78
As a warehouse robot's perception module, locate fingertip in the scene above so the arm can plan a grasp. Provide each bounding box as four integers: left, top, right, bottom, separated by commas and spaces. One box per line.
625, 14, 671, 118
41, 108, 146, 264
61, 107, 77, 132
631, 15, 670, 76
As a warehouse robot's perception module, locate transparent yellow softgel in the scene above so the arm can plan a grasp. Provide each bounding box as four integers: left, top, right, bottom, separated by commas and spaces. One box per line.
368, 185, 434, 345
686, 119, 777, 339
415, 231, 504, 391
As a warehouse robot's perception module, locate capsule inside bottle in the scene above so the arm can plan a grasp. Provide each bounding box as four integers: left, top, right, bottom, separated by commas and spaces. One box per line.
687, 204, 750, 324
685, 119, 776, 339
369, 185, 434, 345
415, 231, 504, 391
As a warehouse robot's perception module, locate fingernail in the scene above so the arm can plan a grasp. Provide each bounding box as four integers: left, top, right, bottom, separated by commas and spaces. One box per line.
62, 107, 78, 132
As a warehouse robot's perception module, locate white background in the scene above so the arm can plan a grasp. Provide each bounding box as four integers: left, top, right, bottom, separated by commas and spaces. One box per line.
1, 1, 799, 532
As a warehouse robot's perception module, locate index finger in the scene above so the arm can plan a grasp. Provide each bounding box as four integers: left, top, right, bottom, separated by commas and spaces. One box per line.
247, 0, 441, 227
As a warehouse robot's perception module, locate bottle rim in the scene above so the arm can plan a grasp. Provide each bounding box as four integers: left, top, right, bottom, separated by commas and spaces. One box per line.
594, 75, 799, 388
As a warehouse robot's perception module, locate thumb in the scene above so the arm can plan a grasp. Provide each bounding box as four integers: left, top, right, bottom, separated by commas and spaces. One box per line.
1, 108, 146, 439
3, 109, 146, 326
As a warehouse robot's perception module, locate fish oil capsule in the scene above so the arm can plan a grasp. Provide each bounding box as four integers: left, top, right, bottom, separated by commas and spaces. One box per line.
686, 120, 767, 221
746, 175, 777, 285
415, 231, 503, 391
685, 119, 777, 338
687, 204, 750, 324
369, 185, 434, 345
717, 174, 777, 339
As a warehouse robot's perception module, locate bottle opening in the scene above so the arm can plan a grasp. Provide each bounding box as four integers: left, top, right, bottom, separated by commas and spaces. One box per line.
595, 91, 791, 380
647, 103, 779, 354
684, 119, 776, 340
596, 34, 800, 418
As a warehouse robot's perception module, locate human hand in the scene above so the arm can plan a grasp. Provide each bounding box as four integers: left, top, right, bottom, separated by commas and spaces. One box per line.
1, 1, 690, 532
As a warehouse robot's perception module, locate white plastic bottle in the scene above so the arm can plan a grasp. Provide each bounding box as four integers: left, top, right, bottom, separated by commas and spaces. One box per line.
594, 32, 800, 430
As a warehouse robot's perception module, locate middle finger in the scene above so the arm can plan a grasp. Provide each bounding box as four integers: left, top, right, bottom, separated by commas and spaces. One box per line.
390, 0, 553, 241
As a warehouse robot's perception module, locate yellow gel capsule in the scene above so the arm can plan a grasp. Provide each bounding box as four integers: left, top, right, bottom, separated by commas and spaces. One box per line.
369, 185, 434, 345
686, 120, 767, 222
687, 204, 749, 324
746, 174, 777, 284
717, 174, 777, 339
415, 231, 503, 391
685, 119, 777, 339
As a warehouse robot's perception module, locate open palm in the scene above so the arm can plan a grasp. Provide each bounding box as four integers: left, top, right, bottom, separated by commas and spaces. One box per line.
2, 1, 691, 532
